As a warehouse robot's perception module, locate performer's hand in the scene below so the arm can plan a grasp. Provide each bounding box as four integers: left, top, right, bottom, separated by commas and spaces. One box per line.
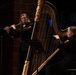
10, 24, 16, 30
53, 35, 60, 39
4, 26, 10, 33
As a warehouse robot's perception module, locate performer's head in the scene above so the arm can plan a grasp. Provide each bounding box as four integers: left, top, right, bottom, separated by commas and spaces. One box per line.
66, 26, 76, 37
20, 13, 31, 24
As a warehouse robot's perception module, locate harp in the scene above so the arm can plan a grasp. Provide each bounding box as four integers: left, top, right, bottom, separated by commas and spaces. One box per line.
25, 0, 67, 75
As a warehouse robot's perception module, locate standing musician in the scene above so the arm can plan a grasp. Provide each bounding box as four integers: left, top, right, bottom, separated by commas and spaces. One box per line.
44, 26, 76, 75
4, 13, 33, 75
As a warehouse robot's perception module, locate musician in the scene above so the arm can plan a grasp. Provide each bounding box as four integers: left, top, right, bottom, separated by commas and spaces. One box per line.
4, 13, 33, 75
45, 26, 76, 75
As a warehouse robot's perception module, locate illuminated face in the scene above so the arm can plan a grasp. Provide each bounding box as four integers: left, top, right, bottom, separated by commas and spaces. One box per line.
20, 15, 28, 24
66, 27, 74, 37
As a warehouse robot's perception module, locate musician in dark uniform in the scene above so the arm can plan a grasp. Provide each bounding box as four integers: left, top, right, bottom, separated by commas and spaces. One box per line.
4, 13, 33, 75
45, 26, 76, 75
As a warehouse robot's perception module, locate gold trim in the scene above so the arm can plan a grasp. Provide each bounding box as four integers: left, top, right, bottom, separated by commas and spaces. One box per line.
44, 1, 66, 36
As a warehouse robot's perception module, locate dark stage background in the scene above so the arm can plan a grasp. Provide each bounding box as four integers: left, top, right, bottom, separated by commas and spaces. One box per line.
47, 0, 76, 29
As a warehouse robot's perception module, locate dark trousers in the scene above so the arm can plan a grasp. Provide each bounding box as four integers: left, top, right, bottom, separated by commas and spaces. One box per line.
18, 41, 29, 75
18, 52, 27, 75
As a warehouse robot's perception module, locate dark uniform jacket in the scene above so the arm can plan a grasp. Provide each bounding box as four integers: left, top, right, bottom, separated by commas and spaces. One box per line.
9, 22, 33, 52
58, 35, 76, 68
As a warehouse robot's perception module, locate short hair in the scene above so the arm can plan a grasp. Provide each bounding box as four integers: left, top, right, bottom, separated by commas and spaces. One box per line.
69, 26, 76, 34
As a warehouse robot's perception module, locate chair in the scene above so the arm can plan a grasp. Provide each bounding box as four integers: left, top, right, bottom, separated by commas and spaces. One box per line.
66, 69, 76, 75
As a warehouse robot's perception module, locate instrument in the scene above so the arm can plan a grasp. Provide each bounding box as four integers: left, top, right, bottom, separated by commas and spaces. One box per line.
22, 0, 44, 75
0, 24, 21, 35
22, 0, 67, 75
0, 23, 21, 30
27, 1, 67, 75
32, 48, 59, 75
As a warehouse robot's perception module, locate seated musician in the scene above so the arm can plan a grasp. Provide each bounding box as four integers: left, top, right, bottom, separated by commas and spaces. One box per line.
45, 26, 76, 75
